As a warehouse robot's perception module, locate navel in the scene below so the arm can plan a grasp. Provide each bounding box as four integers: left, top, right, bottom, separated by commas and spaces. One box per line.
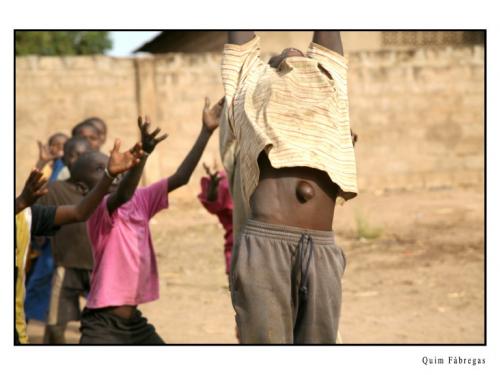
296, 180, 315, 203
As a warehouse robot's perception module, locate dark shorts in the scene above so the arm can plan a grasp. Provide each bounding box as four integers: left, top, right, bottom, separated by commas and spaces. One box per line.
79, 307, 165, 345
47, 266, 90, 326
230, 219, 346, 344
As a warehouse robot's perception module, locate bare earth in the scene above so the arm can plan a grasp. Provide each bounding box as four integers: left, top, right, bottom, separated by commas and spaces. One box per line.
27, 186, 484, 344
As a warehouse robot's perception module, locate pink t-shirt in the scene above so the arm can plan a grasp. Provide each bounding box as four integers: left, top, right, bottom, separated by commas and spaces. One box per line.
86, 179, 168, 308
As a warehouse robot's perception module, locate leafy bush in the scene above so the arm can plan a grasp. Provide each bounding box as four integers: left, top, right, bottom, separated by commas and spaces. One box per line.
16, 31, 112, 56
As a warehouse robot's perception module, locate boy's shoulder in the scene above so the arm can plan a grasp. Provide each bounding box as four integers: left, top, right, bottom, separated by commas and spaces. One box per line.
90, 179, 168, 228
131, 179, 169, 215
40, 179, 84, 206
47, 179, 79, 193
136, 179, 169, 199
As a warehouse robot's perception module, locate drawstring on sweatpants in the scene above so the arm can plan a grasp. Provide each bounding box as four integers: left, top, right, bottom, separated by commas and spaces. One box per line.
294, 233, 314, 337
297, 233, 314, 300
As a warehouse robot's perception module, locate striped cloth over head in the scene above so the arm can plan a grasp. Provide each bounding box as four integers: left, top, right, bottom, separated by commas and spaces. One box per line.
220, 36, 358, 208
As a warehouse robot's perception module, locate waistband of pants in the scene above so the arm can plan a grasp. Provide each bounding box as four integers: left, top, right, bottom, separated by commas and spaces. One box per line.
242, 219, 336, 246
83, 306, 141, 321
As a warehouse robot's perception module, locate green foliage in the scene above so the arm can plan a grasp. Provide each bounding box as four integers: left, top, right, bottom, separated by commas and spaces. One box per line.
355, 210, 383, 240
15, 31, 112, 56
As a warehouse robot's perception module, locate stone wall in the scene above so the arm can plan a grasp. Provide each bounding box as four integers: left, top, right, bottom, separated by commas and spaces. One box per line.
348, 46, 484, 192
15, 45, 484, 200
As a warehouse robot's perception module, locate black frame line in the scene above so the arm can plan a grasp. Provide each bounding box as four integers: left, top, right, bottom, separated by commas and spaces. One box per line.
13, 28, 487, 347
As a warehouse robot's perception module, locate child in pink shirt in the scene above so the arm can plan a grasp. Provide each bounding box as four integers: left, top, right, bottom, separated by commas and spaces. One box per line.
80, 98, 224, 344
198, 165, 233, 276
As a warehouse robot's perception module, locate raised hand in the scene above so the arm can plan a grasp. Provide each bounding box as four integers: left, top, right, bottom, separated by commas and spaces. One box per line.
107, 139, 144, 176
202, 97, 225, 134
138, 115, 168, 154
16, 169, 49, 213
38, 141, 56, 161
36, 141, 56, 168
203, 162, 222, 183
203, 162, 222, 202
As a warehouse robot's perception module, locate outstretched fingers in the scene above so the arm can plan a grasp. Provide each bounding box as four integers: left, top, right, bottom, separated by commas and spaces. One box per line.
33, 173, 47, 189
211, 97, 225, 117
21, 169, 48, 203
203, 162, 211, 175
137, 114, 168, 153
130, 146, 143, 165
138, 115, 151, 132
111, 139, 122, 155
130, 142, 144, 158
202, 162, 218, 179
154, 133, 168, 144
26, 168, 43, 186
25, 169, 37, 185
150, 127, 161, 138
34, 177, 49, 197
143, 115, 151, 132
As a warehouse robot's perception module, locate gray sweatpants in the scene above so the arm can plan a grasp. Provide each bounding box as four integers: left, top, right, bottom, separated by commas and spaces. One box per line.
230, 219, 346, 344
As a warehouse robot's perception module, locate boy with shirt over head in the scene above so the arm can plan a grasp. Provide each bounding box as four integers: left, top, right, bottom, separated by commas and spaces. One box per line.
15, 138, 144, 344
220, 31, 357, 344
80, 97, 223, 344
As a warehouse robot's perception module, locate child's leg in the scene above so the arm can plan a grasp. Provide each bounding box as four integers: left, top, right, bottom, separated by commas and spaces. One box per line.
44, 323, 67, 344
293, 242, 346, 343
230, 221, 294, 344
45, 267, 88, 343
24, 242, 54, 322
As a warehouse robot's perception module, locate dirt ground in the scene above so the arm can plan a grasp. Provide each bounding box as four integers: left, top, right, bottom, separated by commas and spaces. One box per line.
27, 185, 484, 344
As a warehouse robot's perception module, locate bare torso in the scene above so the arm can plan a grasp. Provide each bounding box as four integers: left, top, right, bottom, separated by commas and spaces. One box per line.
96, 305, 137, 319
249, 152, 339, 231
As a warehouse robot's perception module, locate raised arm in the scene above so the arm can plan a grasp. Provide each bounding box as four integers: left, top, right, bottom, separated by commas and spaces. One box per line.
228, 31, 255, 45
168, 97, 224, 193
203, 162, 222, 202
105, 156, 145, 215
16, 169, 49, 214
107, 116, 168, 214
312, 31, 344, 56
35, 141, 56, 170
53, 139, 144, 225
